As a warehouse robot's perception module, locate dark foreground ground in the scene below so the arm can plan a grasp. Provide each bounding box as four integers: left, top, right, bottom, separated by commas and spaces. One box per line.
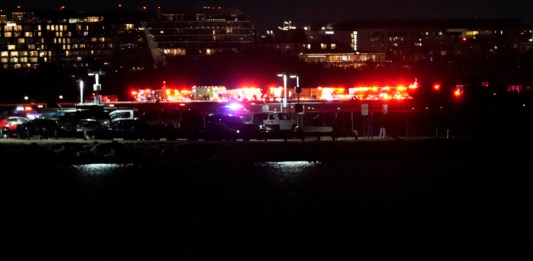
2, 138, 532, 260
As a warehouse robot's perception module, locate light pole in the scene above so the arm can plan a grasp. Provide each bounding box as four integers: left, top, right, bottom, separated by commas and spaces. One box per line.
290, 75, 299, 89
276, 73, 288, 112
79, 80, 84, 104
88, 70, 105, 105
290, 74, 300, 127
290, 74, 300, 102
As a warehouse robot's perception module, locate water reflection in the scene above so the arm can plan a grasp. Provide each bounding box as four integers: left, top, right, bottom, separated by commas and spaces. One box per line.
256, 161, 321, 184
72, 163, 133, 176
259, 161, 320, 173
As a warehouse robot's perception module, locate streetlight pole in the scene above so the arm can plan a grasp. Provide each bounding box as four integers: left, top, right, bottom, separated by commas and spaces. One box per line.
88, 70, 105, 105
290, 74, 300, 127
290, 74, 299, 99
277, 73, 288, 112
79, 80, 84, 104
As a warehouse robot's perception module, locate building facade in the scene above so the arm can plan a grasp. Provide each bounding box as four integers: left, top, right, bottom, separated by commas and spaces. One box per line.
297, 19, 531, 67
0, 9, 149, 70
2, 7, 533, 71
143, 6, 256, 66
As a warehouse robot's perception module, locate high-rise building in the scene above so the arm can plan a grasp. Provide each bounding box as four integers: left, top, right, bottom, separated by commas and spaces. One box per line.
143, 6, 256, 66
0, 9, 150, 70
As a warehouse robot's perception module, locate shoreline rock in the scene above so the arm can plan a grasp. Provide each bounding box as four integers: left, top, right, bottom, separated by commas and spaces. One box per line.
0, 137, 529, 165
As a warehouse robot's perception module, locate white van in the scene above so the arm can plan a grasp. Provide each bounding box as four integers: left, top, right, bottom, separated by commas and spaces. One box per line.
249, 112, 295, 139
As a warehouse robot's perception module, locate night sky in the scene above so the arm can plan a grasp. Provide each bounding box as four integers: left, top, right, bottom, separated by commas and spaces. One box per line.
5, 0, 533, 28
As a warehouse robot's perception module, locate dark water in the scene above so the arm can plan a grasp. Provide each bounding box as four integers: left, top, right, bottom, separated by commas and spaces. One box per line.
3, 159, 531, 260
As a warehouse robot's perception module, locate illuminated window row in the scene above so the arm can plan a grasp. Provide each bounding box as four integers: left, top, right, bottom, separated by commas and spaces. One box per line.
46, 24, 69, 31
1, 57, 39, 63
1, 51, 40, 57
163, 48, 187, 55
3, 63, 40, 69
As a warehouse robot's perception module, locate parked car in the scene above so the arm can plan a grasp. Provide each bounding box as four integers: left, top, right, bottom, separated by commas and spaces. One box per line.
108, 118, 149, 140
16, 118, 65, 139
109, 108, 139, 123
138, 108, 182, 140
65, 118, 107, 139
44, 106, 111, 131
0, 115, 29, 138
203, 113, 261, 141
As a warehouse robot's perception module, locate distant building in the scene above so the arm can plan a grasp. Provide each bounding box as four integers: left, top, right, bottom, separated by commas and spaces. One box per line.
2, 6, 533, 71
143, 6, 256, 66
0, 8, 151, 70
297, 19, 531, 68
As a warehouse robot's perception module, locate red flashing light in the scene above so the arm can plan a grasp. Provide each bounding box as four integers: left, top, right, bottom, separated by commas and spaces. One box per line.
454, 88, 463, 97
433, 84, 440, 91
462, 37, 467, 42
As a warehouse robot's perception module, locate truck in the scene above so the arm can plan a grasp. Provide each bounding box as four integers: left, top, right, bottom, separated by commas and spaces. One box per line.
247, 112, 296, 140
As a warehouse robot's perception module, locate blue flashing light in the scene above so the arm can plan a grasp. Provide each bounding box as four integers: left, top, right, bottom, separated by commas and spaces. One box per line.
225, 102, 244, 110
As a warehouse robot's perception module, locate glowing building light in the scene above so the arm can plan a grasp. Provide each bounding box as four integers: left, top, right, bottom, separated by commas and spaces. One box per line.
352, 31, 358, 51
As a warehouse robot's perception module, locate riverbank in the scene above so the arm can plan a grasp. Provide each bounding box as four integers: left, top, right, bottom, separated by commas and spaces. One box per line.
1, 136, 529, 164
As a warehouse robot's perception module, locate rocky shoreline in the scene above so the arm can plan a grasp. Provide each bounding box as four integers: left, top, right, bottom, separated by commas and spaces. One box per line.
0, 137, 528, 164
